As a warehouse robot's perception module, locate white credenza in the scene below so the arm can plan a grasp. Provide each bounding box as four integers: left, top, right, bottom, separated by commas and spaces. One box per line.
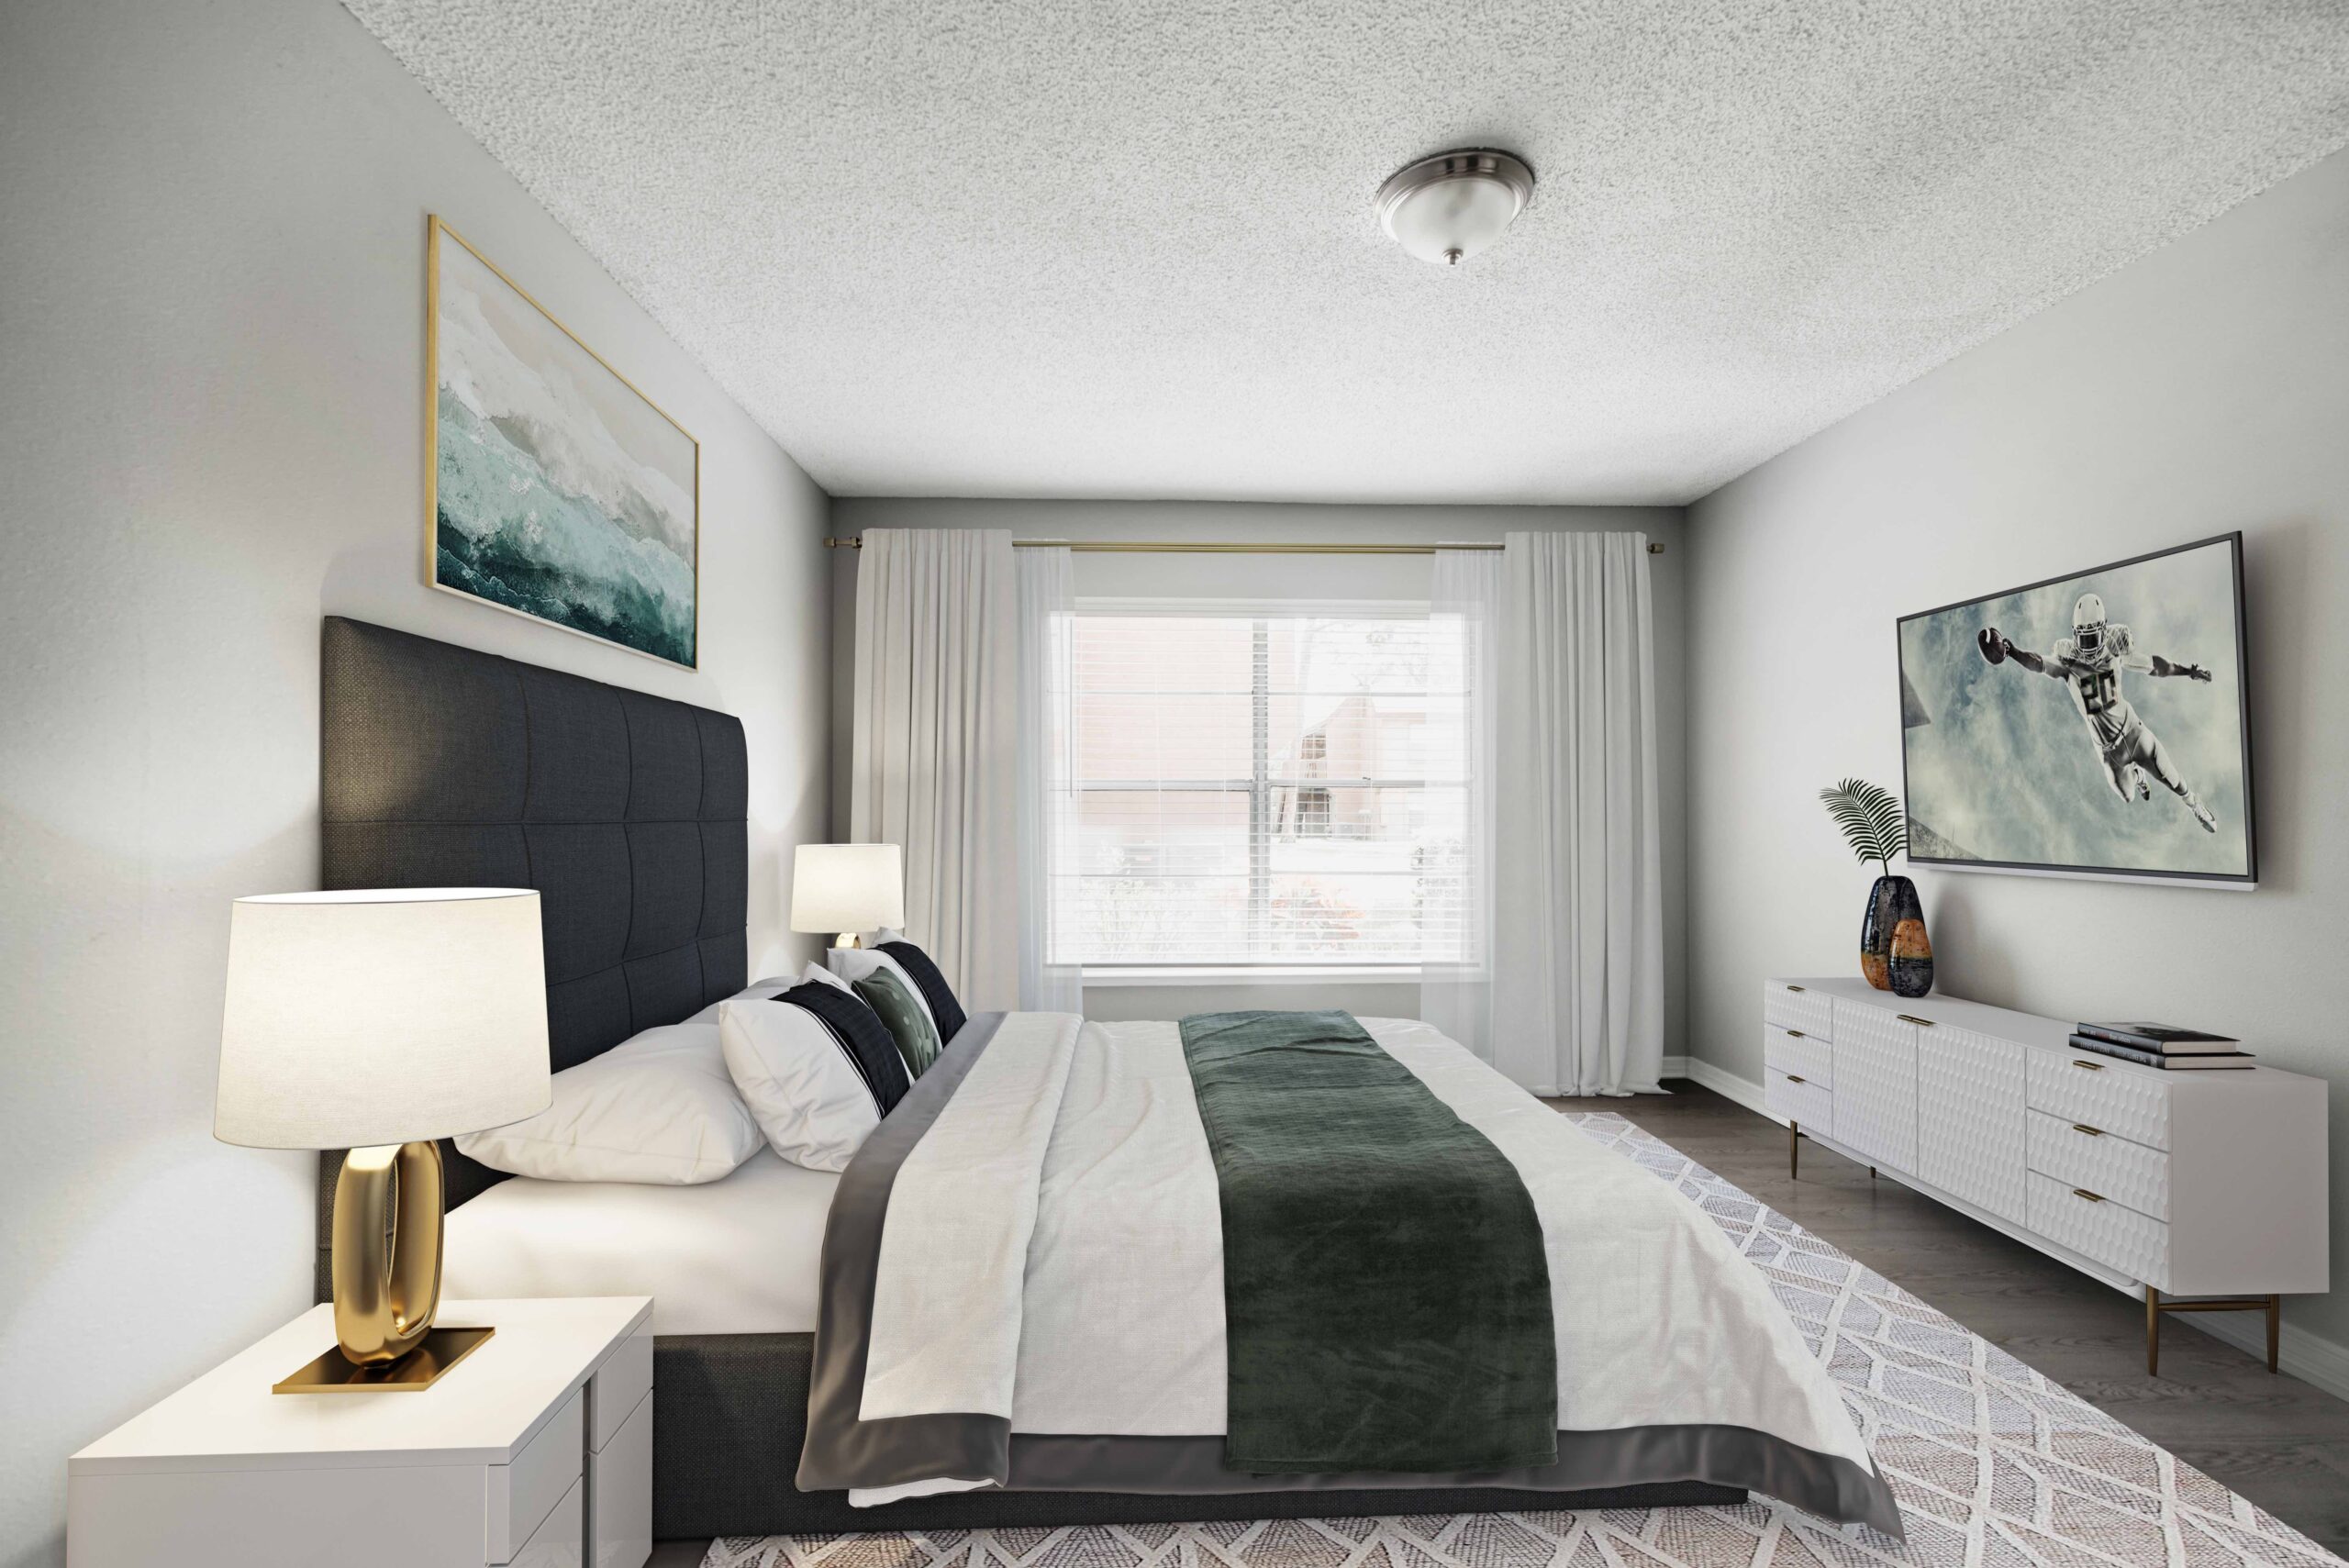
69, 1296, 652, 1568
1763, 977, 2327, 1373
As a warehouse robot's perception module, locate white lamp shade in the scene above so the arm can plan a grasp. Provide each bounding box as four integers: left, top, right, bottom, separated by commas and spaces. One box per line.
790, 843, 906, 935
215, 888, 551, 1150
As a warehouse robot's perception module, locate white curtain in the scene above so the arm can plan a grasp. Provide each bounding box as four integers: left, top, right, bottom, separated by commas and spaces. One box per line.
849, 528, 1019, 1010
1424, 532, 1665, 1097
1017, 546, 1084, 1012
1419, 548, 1501, 1061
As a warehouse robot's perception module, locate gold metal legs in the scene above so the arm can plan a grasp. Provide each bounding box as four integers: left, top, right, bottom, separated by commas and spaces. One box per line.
2144, 1285, 2284, 1377
275, 1140, 491, 1393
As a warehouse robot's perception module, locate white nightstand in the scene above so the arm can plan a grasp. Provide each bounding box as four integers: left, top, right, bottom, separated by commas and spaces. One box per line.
69, 1296, 653, 1568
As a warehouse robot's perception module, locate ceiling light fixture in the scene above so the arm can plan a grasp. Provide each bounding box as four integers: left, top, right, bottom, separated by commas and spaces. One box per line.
1375, 148, 1535, 266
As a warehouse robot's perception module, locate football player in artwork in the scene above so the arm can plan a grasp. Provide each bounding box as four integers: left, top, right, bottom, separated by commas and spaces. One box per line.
1976, 593, 2220, 833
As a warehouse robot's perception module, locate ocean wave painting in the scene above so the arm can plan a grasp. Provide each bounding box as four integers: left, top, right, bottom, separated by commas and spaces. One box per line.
429, 218, 698, 666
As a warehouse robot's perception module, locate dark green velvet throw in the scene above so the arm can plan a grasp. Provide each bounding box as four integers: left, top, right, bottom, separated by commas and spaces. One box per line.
1178, 1010, 1558, 1474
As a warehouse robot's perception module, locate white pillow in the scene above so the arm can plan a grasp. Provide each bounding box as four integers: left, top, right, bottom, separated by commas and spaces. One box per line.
826, 947, 939, 1036
684, 974, 799, 1027
455, 1023, 762, 1184
798, 961, 856, 995
719, 998, 882, 1172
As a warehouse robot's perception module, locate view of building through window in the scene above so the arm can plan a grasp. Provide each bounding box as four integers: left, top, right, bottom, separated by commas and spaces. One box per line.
1059, 602, 1472, 967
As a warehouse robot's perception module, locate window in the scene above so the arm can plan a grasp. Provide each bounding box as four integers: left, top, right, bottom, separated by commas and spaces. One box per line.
1058, 601, 1471, 968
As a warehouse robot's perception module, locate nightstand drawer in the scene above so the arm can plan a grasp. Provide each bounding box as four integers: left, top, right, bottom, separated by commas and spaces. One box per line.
1764, 1023, 1832, 1086
2027, 1108, 2168, 1220
494, 1385, 584, 1563
515, 1473, 583, 1568
2028, 1170, 2168, 1284
1765, 1066, 1831, 1131
1764, 981, 1833, 1040
590, 1328, 652, 1451
2028, 1050, 2172, 1150
590, 1392, 653, 1568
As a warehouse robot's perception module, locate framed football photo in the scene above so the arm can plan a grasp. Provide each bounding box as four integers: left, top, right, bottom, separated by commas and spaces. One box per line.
1897, 533, 2255, 886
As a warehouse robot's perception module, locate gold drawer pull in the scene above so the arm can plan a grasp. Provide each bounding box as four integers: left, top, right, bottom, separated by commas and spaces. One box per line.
1786, 1074, 1806, 1085
2073, 1059, 2105, 1072
1897, 1014, 1934, 1028
1785, 1029, 1805, 1039
2074, 1187, 2107, 1204
2072, 1123, 2106, 1137
1785, 984, 1806, 993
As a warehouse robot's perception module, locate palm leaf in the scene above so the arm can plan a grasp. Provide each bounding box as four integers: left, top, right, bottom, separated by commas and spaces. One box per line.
1819, 777, 1907, 871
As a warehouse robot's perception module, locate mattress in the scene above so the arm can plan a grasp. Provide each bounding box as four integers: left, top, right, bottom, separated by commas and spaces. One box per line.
440, 1148, 838, 1336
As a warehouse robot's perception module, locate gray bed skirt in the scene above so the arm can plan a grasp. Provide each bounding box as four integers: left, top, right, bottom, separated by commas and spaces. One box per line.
652, 1334, 1744, 1540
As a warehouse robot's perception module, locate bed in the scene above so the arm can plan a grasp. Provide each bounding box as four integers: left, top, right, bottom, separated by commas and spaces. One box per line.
317, 616, 1896, 1540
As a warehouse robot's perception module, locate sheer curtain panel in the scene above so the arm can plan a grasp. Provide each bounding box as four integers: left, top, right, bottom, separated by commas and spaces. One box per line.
1419, 549, 1501, 1061
849, 528, 1019, 1010
1017, 546, 1083, 1012
1488, 531, 1665, 1096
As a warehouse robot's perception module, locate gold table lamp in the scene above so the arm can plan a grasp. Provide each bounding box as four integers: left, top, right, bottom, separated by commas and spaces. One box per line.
790, 842, 906, 951
215, 888, 551, 1391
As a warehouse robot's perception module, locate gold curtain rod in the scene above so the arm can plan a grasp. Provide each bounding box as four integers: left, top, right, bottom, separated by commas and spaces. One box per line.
821, 537, 1664, 555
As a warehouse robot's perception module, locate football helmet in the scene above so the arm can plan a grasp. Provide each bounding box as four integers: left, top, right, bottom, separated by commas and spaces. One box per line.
2071, 593, 2108, 660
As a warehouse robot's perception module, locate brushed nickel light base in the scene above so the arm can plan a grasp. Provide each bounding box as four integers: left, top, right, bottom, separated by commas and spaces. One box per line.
1375, 149, 1536, 265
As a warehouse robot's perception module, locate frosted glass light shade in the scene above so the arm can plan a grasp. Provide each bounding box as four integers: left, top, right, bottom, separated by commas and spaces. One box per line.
791, 843, 906, 936
215, 888, 551, 1150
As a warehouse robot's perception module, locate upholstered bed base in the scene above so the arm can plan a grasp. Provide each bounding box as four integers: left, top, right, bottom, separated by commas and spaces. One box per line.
651, 1333, 1743, 1539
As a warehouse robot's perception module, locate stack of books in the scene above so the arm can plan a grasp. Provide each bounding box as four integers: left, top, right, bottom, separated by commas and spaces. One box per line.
2069, 1022, 2254, 1070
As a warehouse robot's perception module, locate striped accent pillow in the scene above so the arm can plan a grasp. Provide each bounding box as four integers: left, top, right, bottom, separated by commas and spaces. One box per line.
777, 982, 911, 1115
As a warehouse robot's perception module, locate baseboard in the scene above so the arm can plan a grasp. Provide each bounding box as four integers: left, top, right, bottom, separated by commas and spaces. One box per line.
1659, 1053, 1688, 1081
1678, 1056, 1773, 1118
1664, 1055, 2349, 1403
2179, 1302, 2349, 1402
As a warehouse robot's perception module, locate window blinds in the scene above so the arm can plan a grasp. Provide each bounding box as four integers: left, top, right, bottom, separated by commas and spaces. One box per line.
1060, 601, 1471, 967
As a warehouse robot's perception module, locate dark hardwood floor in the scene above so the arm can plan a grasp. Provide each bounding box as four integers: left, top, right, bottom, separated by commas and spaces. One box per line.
651, 1079, 2349, 1562
1554, 1081, 2349, 1555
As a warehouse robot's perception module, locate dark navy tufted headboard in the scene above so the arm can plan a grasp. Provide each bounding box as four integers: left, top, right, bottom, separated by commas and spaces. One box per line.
314, 617, 748, 1293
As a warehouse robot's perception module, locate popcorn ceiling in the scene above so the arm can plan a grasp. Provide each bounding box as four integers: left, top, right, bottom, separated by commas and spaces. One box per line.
344, 0, 2349, 505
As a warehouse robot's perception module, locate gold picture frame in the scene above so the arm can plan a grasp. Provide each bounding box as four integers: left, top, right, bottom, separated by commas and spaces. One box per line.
424, 215, 701, 668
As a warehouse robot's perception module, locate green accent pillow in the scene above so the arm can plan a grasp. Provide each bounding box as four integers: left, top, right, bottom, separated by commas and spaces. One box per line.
852, 968, 941, 1077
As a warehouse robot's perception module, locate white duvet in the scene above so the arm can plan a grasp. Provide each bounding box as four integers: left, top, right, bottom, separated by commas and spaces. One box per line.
854, 1015, 1876, 1507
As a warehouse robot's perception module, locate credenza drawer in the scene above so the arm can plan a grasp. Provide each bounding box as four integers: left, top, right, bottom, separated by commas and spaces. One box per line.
1763, 981, 1834, 1040
2027, 1171, 2169, 1284
2026, 1050, 2172, 1150
2026, 1109, 2169, 1221
1765, 1066, 1832, 1131
1763, 1023, 1832, 1087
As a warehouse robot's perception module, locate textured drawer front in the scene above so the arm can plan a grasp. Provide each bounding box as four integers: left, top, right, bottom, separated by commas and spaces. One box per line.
494, 1385, 584, 1563
1763, 1023, 1832, 1086
2027, 1109, 2169, 1221
2028, 1171, 2169, 1284
1765, 1067, 1832, 1132
1832, 1005, 1917, 1172
1915, 1027, 2027, 1226
1763, 982, 1834, 1040
590, 1391, 653, 1568
2027, 1050, 2172, 1151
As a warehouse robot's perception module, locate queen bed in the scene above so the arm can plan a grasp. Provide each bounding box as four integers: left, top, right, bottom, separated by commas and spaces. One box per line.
317, 617, 1898, 1542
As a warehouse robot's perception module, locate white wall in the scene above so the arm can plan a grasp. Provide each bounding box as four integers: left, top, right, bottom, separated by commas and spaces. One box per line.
0, 2, 833, 1562
829, 498, 1687, 1038
1687, 150, 2349, 1353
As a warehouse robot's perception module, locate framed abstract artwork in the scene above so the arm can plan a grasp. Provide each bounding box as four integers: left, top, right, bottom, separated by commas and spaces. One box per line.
425, 216, 699, 667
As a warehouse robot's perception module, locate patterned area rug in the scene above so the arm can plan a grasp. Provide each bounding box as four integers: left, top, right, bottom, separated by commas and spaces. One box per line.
706, 1112, 2340, 1568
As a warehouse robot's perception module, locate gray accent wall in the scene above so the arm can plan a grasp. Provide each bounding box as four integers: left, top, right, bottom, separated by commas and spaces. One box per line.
1685, 150, 2349, 1362
0, 3, 832, 1562
828, 499, 1688, 1041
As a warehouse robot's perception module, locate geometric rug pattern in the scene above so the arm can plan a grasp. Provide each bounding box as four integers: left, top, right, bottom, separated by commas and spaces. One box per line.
705, 1112, 2342, 1568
